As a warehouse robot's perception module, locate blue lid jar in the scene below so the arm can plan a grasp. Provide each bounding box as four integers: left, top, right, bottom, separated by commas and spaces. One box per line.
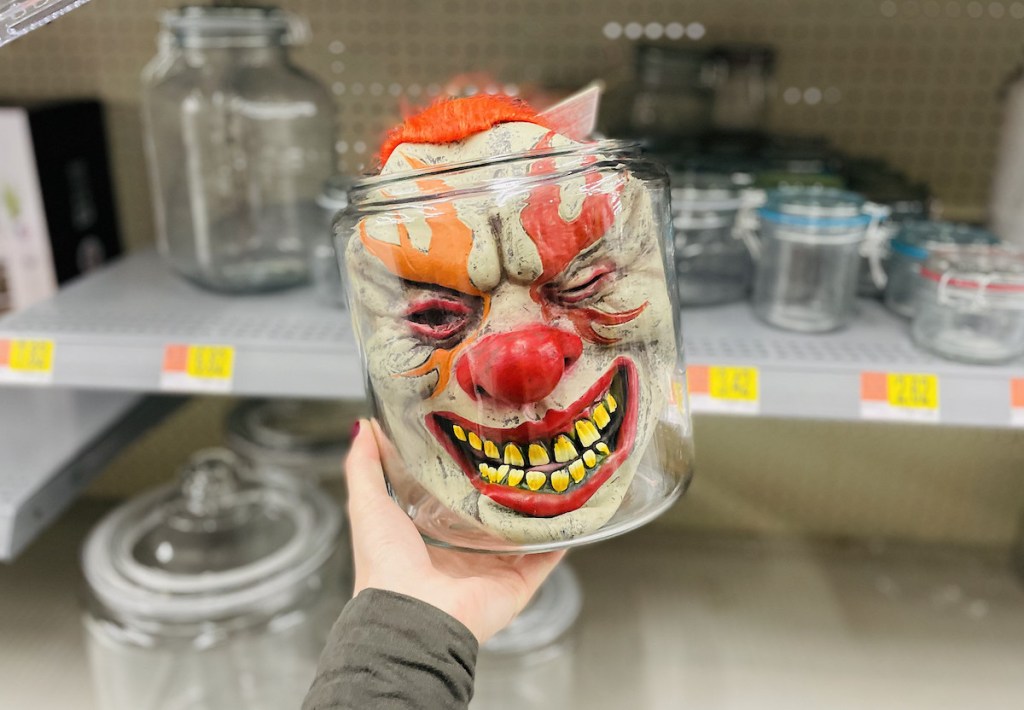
758, 187, 873, 240
890, 220, 999, 261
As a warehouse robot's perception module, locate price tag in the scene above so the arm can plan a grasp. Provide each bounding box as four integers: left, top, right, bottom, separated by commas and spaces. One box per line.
160, 344, 235, 393
860, 371, 939, 423
687, 365, 760, 415
1012, 379, 1024, 428
0, 338, 55, 384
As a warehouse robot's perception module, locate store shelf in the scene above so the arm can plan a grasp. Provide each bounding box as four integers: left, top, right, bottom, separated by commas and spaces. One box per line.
0, 251, 362, 399
683, 301, 1024, 428
0, 250, 1021, 426
0, 389, 180, 561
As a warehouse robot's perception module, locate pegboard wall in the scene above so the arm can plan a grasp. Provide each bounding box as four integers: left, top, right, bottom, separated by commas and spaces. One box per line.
1, 0, 1023, 247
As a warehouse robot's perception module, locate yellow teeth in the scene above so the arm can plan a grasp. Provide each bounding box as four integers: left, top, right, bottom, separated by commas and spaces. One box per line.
551, 469, 570, 492
575, 419, 600, 447
596, 442, 610, 455
478, 462, 489, 477
468, 432, 483, 451
507, 468, 525, 486
582, 449, 597, 467
453, 425, 467, 441
483, 439, 499, 460
593, 404, 611, 430
553, 434, 578, 463
605, 394, 617, 413
503, 444, 524, 467
568, 459, 586, 483
526, 470, 547, 491
494, 464, 509, 484
528, 443, 550, 466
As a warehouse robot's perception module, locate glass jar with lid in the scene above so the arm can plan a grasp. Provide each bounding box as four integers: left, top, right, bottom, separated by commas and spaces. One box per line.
669, 171, 752, 306
338, 130, 693, 553
911, 245, 1024, 364
81, 448, 345, 710
885, 221, 1000, 318
751, 187, 885, 332
141, 5, 335, 292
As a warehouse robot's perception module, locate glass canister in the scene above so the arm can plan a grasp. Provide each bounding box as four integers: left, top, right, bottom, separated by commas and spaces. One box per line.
885, 221, 1000, 318
82, 448, 345, 710
626, 43, 713, 141
473, 563, 582, 709
704, 44, 776, 133
311, 175, 355, 307
338, 136, 693, 553
141, 5, 335, 292
911, 245, 1024, 364
670, 172, 752, 306
752, 187, 880, 332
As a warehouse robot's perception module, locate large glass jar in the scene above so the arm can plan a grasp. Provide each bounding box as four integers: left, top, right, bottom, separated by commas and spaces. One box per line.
704, 44, 775, 133
670, 172, 752, 306
626, 44, 713, 142
911, 246, 1024, 364
337, 141, 693, 553
311, 175, 355, 307
81, 448, 345, 710
141, 5, 335, 292
752, 187, 881, 333
885, 221, 999, 318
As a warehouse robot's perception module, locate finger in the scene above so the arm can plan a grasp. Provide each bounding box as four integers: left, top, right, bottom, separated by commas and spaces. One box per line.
513, 550, 567, 590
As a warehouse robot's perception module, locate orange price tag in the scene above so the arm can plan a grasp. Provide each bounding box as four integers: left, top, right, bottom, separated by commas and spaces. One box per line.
687, 365, 760, 415
160, 344, 235, 393
1012, 379, 1024, 427
861, 371, 940, 422
0, 338, 55, 384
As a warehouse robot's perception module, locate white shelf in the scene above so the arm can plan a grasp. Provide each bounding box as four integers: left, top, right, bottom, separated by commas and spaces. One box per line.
0, 389, 180, 560
0, 251, 362, 399
0, 250, 1020, 426
683, 301, 1024, 427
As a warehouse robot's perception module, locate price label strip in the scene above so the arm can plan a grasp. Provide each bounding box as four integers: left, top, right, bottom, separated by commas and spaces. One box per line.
160, 344, 235, 393
1012, 379, 1024, 428
0, 338, 55, 385
860, 371, 939, 423
687, 365, 760, 415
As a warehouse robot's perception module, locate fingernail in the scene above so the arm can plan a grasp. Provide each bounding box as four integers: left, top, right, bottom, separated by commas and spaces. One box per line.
351, 420, 361, 439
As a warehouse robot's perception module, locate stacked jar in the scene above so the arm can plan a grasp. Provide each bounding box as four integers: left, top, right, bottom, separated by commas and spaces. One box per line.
751, 187, 884, 333
884, 221, 1000, 318
670, 172, 752, 306
911, 245, 1024, 364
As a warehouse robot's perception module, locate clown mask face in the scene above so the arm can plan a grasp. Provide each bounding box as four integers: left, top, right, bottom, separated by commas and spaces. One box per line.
343, 115, 678, 545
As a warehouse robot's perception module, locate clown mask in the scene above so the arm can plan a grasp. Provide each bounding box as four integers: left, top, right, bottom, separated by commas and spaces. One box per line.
342, 96, 684, 546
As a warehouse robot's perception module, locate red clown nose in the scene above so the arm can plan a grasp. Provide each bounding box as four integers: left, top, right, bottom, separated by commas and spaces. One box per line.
456, 327, 583, 405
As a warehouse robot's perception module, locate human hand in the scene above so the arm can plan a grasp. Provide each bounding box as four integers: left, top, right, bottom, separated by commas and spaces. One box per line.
345, 418, 566, 644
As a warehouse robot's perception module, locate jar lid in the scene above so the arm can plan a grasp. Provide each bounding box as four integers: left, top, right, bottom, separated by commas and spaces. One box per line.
226, 399, 365, 470
82, 448, 340, 624
920, 245, 1024, 306
161, 5, 305, 46
891, 221, 999, 260
759, 187, 872, 229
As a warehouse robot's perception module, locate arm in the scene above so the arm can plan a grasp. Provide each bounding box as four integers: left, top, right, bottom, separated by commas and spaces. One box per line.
302, 589, 477, 710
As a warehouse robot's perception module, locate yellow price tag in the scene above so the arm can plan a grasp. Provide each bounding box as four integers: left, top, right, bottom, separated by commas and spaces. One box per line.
886, 373, 938, 409
708, 366, 759, 402
8, 339, 54, 373
185, 345, 234, 380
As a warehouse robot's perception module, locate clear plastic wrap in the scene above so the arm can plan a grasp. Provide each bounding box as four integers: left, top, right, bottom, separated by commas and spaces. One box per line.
1, 0, 92, 47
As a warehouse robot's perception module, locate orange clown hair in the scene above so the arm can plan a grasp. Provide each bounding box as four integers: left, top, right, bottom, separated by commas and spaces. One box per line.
377, 94, 548, 167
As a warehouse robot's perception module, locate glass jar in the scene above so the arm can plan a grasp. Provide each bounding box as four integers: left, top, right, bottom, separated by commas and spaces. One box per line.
885, 221, 999, 318
473, 563, 582, 709
911, 246, 1024, 364
670, 172, 752, 306
311, 175, 354, 307
337, 141, 694, 552
752, 187, 881, 332
626, 44, 713, 142
82, 448, 345, 710
704, 44, 775, 133
141, 5, 335, 292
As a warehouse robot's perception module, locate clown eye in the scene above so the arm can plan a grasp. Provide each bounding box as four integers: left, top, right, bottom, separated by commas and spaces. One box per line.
556, 266, 613, 304
405, 298, 473, 340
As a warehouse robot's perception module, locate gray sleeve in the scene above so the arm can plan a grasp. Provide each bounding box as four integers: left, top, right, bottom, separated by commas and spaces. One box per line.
302, 588, 479, 710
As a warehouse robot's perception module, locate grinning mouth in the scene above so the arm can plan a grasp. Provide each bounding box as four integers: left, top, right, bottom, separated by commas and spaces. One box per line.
427, 358, 639, 518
